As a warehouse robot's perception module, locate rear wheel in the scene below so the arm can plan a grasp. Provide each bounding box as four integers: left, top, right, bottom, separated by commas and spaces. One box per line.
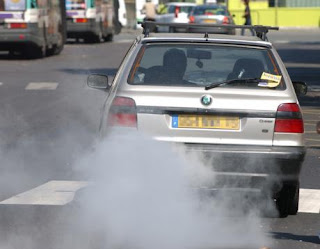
276, 181, 299, 218
24, 41, 46, 59
104, 33, 113, 42
95, 29, 103, 43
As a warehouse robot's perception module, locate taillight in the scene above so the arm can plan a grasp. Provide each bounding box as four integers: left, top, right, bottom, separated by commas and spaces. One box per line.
8, 23, 27, 29
189, 15, 195, 23
174, 7, 180, 18
222, 16, 229, 24
75, 18, 88, 23
275, 103, 304, 133
108, 96, 137, 128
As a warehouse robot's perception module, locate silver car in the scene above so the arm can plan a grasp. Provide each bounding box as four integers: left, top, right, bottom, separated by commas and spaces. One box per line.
88, 23, 307, 218
188, 4, 236, 35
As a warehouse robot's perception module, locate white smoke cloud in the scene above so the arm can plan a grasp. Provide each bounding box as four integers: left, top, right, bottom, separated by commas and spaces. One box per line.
72, 130, 272, 249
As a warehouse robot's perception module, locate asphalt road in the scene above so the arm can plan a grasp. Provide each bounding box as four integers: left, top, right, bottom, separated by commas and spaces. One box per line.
0, 29, 319, 249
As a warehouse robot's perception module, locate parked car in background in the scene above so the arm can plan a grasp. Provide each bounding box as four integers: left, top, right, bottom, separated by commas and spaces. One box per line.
188, 4, 235, 35
155, 2, 196, 32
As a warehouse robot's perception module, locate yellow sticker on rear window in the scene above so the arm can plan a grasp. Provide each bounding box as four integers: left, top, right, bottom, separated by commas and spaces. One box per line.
259, 72, 282, 88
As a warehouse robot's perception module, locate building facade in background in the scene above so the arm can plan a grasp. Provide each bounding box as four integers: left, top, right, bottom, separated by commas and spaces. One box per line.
123, 0, 320, 28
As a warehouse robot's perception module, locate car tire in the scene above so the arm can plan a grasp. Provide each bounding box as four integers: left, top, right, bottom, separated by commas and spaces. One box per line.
288, 182, 299, 215
276, 181, 299, 218
24, 41, 46, 59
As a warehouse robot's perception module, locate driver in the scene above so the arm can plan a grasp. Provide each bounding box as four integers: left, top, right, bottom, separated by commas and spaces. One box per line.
162, 48, 187, 84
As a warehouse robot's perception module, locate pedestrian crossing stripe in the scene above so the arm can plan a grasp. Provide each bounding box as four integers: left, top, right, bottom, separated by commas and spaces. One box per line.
0, 181, 319, 214
25, 82, 59, 90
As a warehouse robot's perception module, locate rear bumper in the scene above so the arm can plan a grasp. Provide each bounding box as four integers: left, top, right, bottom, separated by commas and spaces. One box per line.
184, 144, 306, 190
0, 25, 42, 50
186, 144, 305, 161
66, 19, 97, 37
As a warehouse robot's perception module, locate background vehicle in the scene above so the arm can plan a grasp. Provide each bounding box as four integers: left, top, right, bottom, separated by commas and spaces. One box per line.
155, 2, 196, 32
0, 0, 66, 58
117, 0, 127, 28
188, 4, 235, 34
88, 23, 308, 218
66, 0, 118, 43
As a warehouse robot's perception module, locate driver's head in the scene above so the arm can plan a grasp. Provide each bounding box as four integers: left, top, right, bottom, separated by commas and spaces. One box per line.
163, 48, 187, 81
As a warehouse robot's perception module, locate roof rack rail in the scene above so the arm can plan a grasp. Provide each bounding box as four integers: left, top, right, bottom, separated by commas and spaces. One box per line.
138, 21, 279, 41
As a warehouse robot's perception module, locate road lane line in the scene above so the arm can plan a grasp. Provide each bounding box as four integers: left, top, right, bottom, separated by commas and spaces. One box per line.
0, 181, 89, 205
0, 82, 3, 86
299, 189, 320, 214
304, 123, 316, 126
25, 82, 59, 90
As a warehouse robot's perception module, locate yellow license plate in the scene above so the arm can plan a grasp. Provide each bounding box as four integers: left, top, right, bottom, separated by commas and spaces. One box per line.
203, 19, 217, 23
172, 115, 240, 130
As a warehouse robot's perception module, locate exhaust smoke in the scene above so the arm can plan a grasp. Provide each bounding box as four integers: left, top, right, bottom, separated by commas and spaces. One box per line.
72, 130, 273, 249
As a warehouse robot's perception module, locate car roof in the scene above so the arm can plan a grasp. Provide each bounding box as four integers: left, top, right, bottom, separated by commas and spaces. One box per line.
166, 2, 197, 6
138, 33, 273, 48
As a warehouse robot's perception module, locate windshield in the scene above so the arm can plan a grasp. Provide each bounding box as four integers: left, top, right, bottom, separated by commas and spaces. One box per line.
194, 6, 227, 15
66, 0, 86, 10
0, 0, 26, 11
128, 44, 285, 89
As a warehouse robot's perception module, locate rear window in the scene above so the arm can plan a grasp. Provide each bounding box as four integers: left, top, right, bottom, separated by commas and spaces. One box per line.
194, 6, 227, 15
167, 5, 194, 14
0, 0, 26, 11
128, 43, 285, 90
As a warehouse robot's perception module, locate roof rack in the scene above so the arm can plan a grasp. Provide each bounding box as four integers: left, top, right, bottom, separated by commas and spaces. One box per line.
138, 21, 279, 41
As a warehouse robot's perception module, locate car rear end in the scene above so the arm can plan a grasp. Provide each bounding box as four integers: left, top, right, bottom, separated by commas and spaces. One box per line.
189, 5, 235, 34
155, 3, 195, 33
0, 1, 43, 52
104, 34, 305, 216
66, 0, 99, 39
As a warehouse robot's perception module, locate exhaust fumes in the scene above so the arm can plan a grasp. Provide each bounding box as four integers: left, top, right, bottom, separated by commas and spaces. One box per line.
72, 130, 273, 249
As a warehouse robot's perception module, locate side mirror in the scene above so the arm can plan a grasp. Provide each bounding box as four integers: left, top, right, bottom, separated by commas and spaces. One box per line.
292, 81, 308, 96
87, 74, 110, 90
317, 121, 320, 134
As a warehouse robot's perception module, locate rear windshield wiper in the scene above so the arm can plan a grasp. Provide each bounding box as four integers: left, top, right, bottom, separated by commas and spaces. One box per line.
205, 78, 268, 90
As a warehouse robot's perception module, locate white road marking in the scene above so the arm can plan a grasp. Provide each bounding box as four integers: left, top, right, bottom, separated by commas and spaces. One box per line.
0, 181, 89, 205
274, 40, 290, 44
0, 82, 3, 86
114, 39, 135, 43
25, 82, 59, 90
299, 189, 320, 214
0, 181, 319, 214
